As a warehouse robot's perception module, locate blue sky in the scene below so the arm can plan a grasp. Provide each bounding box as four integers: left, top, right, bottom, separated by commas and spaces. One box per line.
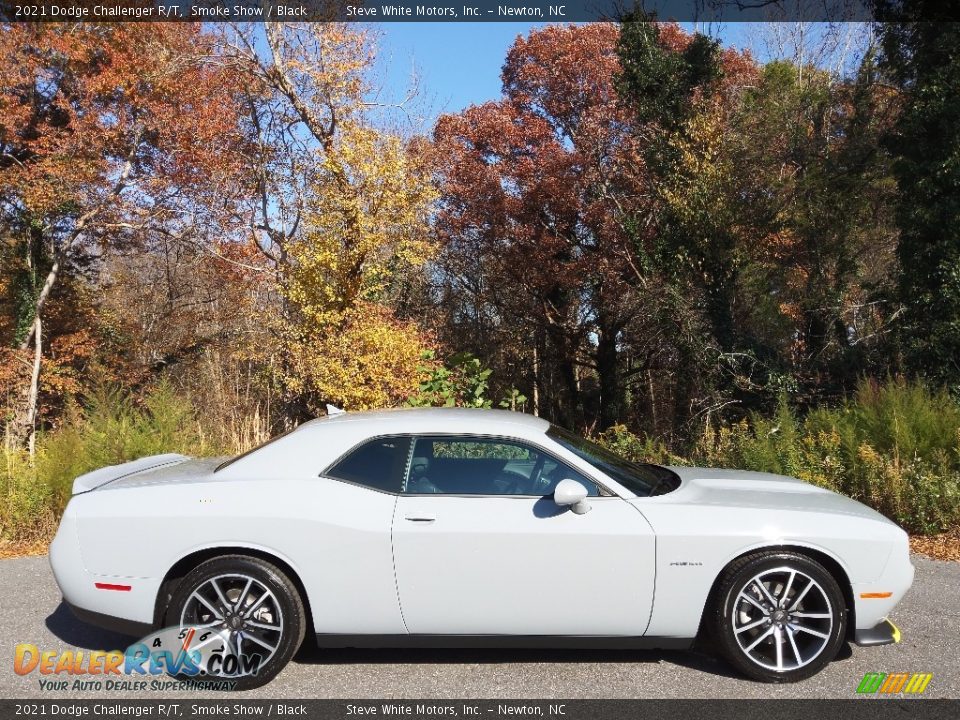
373, 22, 757, 125
372, 22, 867, 130
373, 23, 538, 126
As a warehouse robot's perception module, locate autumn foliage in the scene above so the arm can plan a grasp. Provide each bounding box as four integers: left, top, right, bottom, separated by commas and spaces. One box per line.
2, 19, 959, 546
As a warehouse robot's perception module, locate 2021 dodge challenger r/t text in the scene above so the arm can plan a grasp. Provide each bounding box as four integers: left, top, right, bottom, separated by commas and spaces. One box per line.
50, 408, 913, 688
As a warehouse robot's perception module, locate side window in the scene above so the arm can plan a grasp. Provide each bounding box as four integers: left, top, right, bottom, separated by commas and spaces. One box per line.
404, 436, 599, 497
326, 437, 411, 493
537, 457, 599, 497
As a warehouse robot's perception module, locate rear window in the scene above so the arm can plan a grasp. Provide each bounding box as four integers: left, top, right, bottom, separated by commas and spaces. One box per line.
325, 437, 411, 493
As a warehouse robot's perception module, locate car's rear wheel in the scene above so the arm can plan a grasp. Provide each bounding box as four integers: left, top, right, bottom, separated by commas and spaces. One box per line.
711, 551, 847, 682
165, 555, 305, 690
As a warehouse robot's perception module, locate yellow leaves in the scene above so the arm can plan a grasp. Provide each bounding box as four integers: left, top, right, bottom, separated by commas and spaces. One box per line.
287, 121, 437, 317
275, 23, 374, 121
243, 24, 439, 412
661, 101, 732, 225
693, 418, 750, 466
794, 430, 843, 491
279, 120, 439, 410
285, 303, 431, 410
674, 106, 726, 174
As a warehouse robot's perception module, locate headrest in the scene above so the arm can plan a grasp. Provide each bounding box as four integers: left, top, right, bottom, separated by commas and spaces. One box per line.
410, 456, 430, 475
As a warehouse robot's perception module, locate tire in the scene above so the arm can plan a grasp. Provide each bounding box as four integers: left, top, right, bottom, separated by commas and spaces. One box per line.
164, 555, 306, 690
710, 551, 847, 683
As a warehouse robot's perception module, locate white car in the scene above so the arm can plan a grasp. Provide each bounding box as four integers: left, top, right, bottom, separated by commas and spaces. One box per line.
50, 408, 913, 688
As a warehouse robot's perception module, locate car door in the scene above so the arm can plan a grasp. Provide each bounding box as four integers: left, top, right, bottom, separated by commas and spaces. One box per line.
391, 435, 656, 636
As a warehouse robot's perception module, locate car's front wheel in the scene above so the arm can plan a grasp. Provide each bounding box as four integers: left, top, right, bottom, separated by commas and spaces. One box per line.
711, 551, 847, 682
165, 555, 306, 690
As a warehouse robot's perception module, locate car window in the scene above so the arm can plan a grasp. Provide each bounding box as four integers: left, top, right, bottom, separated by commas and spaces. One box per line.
326, 437, 411, 493
404, 435, 598, 497
548, 425, 680, 497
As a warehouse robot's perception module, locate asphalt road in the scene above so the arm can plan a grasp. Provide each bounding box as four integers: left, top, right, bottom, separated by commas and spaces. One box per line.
1, 555, 957, 699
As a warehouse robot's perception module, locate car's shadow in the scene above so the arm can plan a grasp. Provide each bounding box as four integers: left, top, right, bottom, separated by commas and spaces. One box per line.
46, 602, 139, 650
293, 640, 854, 679
292, 643, 745, 678
45, 600, 854, 683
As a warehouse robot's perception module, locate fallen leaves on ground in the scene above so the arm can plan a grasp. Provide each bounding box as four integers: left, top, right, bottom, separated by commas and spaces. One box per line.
0, 539, 49, 559
910, 529, 960, 562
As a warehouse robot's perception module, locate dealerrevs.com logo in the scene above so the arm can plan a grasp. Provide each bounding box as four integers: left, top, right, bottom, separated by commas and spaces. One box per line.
14, 626, 262, 692
856, 672, 933, 695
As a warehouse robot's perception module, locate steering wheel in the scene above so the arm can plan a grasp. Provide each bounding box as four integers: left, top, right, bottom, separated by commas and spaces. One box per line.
493, 469, 534, 495
527, 454, 548, 495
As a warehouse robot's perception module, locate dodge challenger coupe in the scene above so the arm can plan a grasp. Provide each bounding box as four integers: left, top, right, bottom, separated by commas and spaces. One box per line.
50, 408, 914, 688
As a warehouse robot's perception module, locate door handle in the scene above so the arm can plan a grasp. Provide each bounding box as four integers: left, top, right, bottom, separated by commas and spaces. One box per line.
404, 514, 436, 523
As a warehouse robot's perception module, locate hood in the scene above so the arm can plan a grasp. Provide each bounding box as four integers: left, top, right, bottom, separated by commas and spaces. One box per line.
652, 466, 895, 524
71, 454, 224, 494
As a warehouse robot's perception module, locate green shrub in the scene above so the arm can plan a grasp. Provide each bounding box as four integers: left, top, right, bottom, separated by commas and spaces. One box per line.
1, 383, 230, 545
1, 446, 55, 545
596, 424, 687, 466
806, 377, 960, 464
597, 379, 960, 535
799, 379, 960, 533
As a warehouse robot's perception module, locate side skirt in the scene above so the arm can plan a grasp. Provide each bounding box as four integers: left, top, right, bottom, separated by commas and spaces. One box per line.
313, 634, 694, 650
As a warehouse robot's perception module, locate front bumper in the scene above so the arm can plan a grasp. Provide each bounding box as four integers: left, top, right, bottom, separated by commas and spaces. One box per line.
852, 534, 915, 632
854, 618, 902, 647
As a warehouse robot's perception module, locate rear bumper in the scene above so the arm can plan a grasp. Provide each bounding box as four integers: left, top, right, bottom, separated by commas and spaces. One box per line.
854, 618, 902, 647
66, 601, 152, 639
49, 506, 159, 629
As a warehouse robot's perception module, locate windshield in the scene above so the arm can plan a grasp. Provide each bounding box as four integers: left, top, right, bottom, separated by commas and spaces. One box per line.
547, 426, 679, 497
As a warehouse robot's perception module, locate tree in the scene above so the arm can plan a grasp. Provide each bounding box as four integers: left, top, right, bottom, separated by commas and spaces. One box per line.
730, 53, 899, 402
877, 8, 960, 390
616, 19, 898, 420
617, 18, 756, 357
0, 23, 245, 451
283, 123, 437, 410
432, 24, 645, 430
218, 23, 438, 414
616, 14, 723, 132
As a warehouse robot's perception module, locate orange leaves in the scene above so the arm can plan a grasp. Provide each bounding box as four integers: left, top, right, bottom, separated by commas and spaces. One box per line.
0, 27, 249, 365
503, 23, 622, 123
0, 24, 246, 218
432, 24, 639, 299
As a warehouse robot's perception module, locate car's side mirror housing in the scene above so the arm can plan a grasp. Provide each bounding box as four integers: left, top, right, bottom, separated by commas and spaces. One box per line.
553, 479, 592, 515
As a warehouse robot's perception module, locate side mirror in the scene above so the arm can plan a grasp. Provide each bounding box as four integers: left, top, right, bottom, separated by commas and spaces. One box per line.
553, 479, 592, 515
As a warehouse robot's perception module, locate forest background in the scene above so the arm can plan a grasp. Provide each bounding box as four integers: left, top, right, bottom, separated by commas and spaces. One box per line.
3, 13, 960, 555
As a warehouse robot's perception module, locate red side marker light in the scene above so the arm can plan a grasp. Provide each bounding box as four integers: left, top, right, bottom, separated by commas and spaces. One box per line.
95, 582, 132, 592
